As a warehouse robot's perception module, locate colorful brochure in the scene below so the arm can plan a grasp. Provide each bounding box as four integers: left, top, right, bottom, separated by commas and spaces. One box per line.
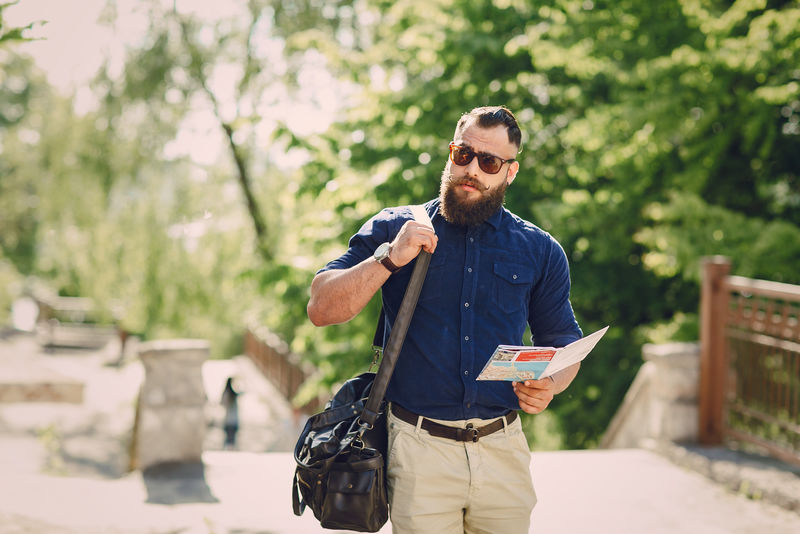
476, 326, 609, 381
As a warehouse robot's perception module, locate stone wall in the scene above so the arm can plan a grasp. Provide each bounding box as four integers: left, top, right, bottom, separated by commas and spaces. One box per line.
601, 342, 700, 448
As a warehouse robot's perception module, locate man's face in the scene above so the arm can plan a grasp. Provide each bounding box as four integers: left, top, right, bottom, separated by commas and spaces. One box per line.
439, 122, 520, 227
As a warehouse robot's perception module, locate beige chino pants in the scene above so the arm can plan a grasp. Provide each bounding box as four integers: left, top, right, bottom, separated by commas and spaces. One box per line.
386, 406, 536, 534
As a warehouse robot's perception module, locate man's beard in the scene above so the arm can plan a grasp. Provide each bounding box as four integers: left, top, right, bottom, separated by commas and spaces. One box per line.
438, 169, 508, 227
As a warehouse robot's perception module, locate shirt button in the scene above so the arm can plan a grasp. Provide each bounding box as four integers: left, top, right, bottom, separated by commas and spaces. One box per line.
466, 403, 471, 409
512, 274, 518, 280
469, 237, 474, 242
464, 336, 470, 341
464, 302, 470, 308
464, 370, 469, 375
467, 267, 473, 273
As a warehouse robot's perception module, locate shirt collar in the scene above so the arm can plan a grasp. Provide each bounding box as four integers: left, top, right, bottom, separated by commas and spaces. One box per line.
485, 206, 504, 229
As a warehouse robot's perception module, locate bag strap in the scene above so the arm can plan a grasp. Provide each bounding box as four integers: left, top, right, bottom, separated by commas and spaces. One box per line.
359, 205, 433, 429
373, 308, 385, 349
292, 471, 304, 515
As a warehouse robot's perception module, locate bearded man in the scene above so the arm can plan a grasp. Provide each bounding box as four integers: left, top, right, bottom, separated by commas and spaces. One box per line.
307, 105, 583, 533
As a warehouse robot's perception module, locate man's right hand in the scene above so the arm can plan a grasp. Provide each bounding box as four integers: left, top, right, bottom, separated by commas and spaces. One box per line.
389, 220, 438, 267
307, 219, 438, 327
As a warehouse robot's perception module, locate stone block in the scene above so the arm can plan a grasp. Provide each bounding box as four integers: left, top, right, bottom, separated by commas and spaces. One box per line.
134, 339, 209, 470
604, 342, 701, 448
136, 406, 206, 469
644, 342, 700, 401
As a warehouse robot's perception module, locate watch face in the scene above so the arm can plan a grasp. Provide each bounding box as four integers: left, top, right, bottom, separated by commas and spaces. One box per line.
374, 242, 391, 260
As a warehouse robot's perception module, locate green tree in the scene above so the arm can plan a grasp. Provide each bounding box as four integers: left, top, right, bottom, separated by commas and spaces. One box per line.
0, 51, 263, 354
0, 0, 364, 356
289, 0, 800, 448
4, 0, 797, 450
0, 1, 47, 322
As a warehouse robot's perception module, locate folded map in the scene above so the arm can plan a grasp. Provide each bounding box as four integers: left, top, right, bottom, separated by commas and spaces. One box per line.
476, 326, 609, 381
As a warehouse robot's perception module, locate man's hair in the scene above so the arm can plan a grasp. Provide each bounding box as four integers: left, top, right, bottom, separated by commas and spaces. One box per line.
454, 105, 522, 151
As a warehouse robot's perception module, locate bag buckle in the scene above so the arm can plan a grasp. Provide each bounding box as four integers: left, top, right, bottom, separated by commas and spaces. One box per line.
369, 346, 382, 372
352, 417, 375, 453
356, 418, 374, 434
350, 417, 375, 454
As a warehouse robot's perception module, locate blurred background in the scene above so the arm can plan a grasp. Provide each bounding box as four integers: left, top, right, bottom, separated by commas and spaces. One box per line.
1, 0, 798, 456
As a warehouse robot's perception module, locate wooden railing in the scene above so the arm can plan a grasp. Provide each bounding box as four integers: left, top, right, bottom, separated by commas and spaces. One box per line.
243, 327, 324, 414
700, 257, 800, 465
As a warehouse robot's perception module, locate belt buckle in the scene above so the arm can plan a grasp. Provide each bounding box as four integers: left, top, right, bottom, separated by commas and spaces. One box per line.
464, 423, 479, 442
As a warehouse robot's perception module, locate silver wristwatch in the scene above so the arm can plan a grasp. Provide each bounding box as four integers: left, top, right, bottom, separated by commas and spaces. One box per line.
373, 242, 400, 273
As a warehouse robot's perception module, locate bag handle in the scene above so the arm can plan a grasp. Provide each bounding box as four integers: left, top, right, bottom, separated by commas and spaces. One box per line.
359, 205, 433, 428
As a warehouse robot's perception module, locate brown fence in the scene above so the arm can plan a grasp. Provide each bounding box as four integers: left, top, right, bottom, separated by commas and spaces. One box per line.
700, 256, 800, 465
243, 327, 325, 414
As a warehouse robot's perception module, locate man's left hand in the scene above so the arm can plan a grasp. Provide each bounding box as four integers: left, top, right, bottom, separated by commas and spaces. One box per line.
512, 377, 555, 414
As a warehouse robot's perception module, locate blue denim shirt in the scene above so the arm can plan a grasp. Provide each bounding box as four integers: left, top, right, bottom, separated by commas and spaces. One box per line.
320, 198, 582, 420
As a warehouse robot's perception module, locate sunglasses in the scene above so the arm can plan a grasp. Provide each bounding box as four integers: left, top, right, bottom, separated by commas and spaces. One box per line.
449, 143, 516, 175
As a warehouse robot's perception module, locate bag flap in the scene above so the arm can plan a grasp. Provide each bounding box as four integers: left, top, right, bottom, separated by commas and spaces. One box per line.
310, 400, 364, 430
327, 372, 375, 409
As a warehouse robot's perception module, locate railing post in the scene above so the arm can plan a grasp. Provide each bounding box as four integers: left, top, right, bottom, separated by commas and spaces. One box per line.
699, 256, 732, 445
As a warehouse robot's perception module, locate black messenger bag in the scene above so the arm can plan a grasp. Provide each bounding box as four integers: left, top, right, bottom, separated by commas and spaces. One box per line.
292, 249, 431, 532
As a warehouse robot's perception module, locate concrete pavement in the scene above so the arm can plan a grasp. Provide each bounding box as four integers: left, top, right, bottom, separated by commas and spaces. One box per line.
2, 448, 799, 533
1, 331, 799, 533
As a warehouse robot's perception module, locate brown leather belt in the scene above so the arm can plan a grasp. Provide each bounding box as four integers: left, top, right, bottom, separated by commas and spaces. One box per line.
391, 403, 517, 442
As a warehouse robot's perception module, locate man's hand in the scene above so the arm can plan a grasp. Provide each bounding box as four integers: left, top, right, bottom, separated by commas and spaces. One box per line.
307, 218, 437, 327
512, 377, 556, 414
389, 220, 438, 267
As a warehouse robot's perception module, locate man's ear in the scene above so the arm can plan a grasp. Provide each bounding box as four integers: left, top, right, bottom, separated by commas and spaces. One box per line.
506, 161, 520, 186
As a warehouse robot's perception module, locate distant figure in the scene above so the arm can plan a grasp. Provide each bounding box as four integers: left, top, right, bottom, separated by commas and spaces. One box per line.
220, 377, 240, 449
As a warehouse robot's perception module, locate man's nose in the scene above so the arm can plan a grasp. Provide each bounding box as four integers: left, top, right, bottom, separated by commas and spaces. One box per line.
465, 156, 482, 178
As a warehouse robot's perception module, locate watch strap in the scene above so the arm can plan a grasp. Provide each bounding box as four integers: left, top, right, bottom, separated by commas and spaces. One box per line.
380, 255, 400, 273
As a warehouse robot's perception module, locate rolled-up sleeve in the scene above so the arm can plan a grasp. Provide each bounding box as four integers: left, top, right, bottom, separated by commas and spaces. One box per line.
528, 238, 582, 347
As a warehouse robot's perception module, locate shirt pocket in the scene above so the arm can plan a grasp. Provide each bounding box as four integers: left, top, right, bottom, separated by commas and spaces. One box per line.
390, 249, 448, 303
418, 250, 448, 301
492, 262, 532, 314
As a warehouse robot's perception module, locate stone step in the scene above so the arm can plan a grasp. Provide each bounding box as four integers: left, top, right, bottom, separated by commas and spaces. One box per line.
0, 358, 84, 404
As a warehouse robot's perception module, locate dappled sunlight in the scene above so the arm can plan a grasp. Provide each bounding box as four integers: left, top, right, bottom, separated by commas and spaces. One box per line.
0, 6, 798, 533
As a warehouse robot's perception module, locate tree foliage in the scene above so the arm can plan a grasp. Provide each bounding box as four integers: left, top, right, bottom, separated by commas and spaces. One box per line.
1, 0, 798, 448
287, 0, 800, 447
0, 2, 47, 322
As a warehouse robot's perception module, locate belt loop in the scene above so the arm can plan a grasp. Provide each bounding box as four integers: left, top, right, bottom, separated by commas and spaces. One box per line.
502, 413, 509, 436
415, 414, 424, 434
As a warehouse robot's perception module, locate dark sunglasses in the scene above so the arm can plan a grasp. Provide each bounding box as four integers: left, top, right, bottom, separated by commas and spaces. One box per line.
449, 143, 516, 174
